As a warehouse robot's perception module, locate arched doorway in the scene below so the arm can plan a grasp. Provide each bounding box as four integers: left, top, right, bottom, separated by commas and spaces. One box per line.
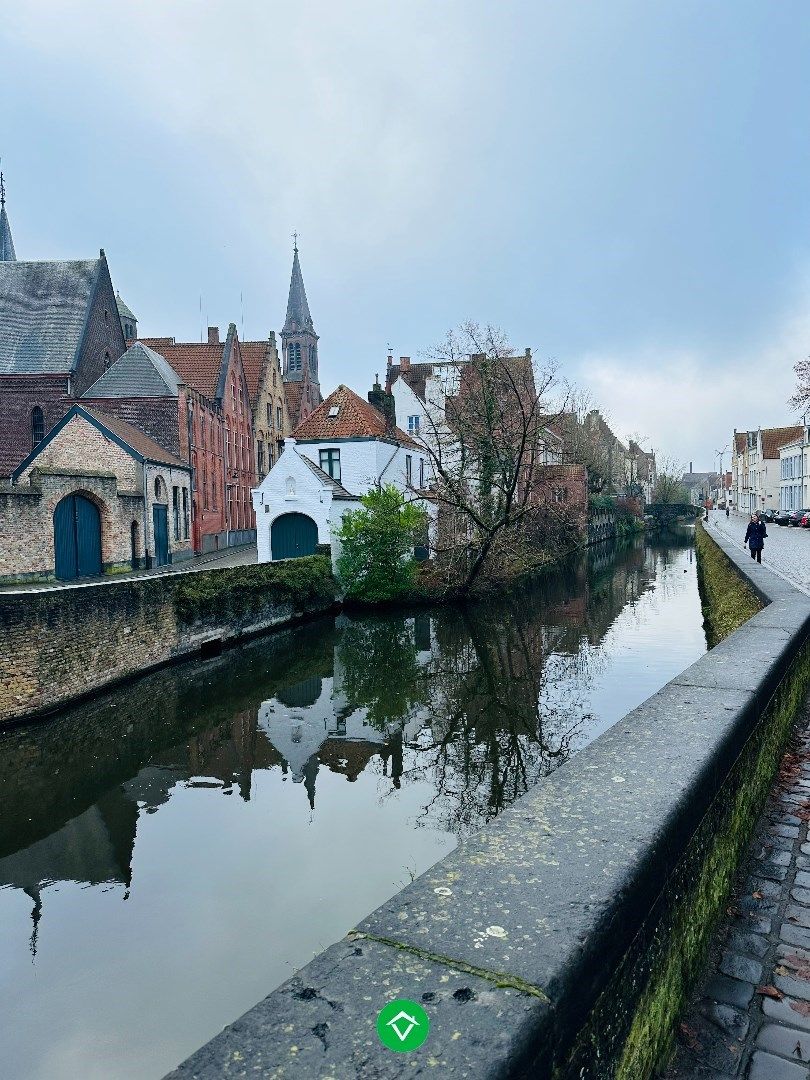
53, 493, 102, 581
271, 513, 318, 560
152, 477, 169, 567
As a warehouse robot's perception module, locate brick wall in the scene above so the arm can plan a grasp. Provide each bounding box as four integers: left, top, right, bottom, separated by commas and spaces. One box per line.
0, 560, 336, 725
81, 396, 182, 458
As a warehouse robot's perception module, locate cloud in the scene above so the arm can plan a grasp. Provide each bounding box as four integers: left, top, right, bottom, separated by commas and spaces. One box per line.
574, 285, 810, 468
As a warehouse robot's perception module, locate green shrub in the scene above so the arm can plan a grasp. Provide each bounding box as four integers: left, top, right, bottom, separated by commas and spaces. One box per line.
335, 485, 428, 603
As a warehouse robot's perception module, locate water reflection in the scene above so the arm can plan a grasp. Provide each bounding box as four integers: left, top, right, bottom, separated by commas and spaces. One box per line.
0, 539, 708, 1080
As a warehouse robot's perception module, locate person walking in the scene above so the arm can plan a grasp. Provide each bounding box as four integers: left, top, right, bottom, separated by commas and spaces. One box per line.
744, 514, 767, 563
726, 505, 730, 519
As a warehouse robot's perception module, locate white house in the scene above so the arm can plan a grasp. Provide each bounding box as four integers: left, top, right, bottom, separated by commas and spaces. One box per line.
252, 383, 430, 563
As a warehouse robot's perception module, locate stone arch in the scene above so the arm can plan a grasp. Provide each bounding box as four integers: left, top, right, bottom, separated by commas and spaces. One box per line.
270, 512, 318, 560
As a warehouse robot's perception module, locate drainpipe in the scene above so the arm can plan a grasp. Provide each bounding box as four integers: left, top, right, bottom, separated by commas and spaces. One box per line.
141, 459, 150, 568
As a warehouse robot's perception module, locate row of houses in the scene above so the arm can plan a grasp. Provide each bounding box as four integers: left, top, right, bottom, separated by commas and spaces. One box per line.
0, 176, 327, 581
730, 425, 810, 514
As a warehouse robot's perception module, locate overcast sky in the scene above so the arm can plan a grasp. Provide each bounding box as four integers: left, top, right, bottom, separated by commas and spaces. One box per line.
3, 0, 810, 470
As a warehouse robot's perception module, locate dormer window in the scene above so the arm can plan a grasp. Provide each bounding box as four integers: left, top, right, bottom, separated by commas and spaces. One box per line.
328, 406, 340, 418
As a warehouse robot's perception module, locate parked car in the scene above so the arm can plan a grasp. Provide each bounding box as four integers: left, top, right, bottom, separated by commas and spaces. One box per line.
774, 510, 791, 526
789, 509, 810, 526
761, 509, 776, 523
802, 513, 810, 528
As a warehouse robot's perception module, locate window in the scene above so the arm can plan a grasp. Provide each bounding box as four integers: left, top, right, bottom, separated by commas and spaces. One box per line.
182, 487, 190, 539
172, 486, 181, 538
319, 448, 341, 481
419, 459, 425, 487
276, 404, 282, 429
154, 476, 166, 501
31, 406, 44, 447
267, 403, 272, 427
406, 455, 412, 484
309, 344, 317, 371
258, 440, 265, 476
408, 415, 420, 434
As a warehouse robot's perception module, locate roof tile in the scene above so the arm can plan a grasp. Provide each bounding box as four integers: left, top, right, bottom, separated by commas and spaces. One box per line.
293, 385, 417, 447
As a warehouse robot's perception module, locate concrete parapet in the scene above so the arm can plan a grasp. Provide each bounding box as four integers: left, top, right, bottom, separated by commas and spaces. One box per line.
166, 529, 810, 1078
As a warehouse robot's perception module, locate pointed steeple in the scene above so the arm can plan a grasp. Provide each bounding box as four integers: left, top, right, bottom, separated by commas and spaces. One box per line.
281, 236, 321, 399
283, 238, 314, 334
0, 172, 16, 262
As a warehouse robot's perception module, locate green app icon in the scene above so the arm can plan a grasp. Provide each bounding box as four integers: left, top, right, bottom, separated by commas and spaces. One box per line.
376, 998, 430, 1052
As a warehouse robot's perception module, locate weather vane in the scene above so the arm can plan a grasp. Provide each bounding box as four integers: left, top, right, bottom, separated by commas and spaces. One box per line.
292, 230, 299, 252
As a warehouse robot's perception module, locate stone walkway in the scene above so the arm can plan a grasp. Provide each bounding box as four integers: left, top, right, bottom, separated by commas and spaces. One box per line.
0, 542, 257, 593
664, 703, 810, 1079
708, 511, 810, 598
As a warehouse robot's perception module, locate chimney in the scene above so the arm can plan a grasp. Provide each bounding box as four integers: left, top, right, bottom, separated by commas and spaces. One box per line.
369, 374, 396, 434
689, 461, 693, 474
207, 326, 220, 345
525, 347, 531, 357
400, 356, 411, 372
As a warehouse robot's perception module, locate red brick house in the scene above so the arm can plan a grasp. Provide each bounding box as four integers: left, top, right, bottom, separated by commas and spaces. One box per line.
140, 326, 256, 548
0, 249, 127, 478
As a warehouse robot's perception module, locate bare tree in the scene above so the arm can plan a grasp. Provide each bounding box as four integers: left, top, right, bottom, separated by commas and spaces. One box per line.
409, 322, 573, 595
790, 356, 810, 416
651, 455, 688, 504
557, 393, 628, 495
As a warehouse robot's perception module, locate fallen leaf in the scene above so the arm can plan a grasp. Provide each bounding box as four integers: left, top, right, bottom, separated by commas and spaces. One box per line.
757, 985, 784, 1000
752, 891, 764, 900
791, 1000, 810, 1018
782, 954, 810, 980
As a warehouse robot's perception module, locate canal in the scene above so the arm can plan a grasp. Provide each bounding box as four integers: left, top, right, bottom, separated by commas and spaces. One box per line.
0, 536, 706, 1080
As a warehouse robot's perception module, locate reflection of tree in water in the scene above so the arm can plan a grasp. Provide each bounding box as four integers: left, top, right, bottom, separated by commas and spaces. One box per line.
336, 614, 430, 729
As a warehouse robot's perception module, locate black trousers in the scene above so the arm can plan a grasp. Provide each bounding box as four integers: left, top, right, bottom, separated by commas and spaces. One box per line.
749, 546, 762, 563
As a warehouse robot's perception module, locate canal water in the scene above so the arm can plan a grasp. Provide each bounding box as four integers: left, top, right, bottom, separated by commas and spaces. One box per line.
0, 537, 706, 1080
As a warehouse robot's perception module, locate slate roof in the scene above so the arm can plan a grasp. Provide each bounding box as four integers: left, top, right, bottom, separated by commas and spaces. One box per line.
761, 425, 804, 459
293, 384, 418, 447
115, 291, 136, 321
0, 258, 102, 375
0, 204, 15, 262
283, 246, 315, 334
82, 342, 181, 399
299, 452, 353, 497
139, 337, 225, 399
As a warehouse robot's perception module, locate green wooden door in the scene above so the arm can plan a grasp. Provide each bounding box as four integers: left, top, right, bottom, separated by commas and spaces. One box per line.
271, 513, 318, 560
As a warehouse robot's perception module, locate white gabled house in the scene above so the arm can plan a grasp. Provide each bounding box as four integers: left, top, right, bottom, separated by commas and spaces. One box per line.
252, 383, 431, 563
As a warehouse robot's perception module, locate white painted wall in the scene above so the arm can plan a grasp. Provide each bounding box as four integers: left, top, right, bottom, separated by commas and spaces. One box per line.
251, 441, 334, 562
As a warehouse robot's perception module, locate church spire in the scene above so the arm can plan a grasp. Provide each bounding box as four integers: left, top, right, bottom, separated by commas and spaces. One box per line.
0, 172, 17, 262
283, 237, 314, 334
281, 238, 320, 399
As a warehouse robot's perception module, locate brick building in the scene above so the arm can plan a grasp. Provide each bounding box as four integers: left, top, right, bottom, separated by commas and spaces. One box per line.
241, 332, 290, 482
281, 242, 322, 429
140, 325, 256, 548
1, 404, 191, 583
0, 249, 127, 478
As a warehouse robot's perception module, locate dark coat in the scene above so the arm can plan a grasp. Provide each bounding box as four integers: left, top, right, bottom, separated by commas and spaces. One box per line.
744, 520, 767, 550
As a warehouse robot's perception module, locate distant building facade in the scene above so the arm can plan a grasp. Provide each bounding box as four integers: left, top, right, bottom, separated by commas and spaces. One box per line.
241, 332, 290, 482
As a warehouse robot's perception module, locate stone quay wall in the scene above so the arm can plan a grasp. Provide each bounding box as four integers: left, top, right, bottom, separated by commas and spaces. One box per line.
0, 556, 336, 727
167, 528, 810, 1079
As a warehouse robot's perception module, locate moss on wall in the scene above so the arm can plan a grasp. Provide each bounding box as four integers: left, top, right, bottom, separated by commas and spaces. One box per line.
554, 531, 807, 1079
172, 554, 336, 624
695, 521, 762, 646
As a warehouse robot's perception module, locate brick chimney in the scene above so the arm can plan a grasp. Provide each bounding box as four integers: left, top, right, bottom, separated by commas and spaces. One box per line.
207, 326, 220, 345
368, 374, 396, 435
400, 356, 411, 372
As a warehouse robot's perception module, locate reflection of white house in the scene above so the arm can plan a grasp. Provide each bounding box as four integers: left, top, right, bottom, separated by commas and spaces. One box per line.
252, 383, 430, 563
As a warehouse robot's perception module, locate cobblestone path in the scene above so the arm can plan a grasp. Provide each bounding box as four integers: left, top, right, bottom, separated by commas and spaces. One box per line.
664, 703, 810, 1079
708, 511, 810, 598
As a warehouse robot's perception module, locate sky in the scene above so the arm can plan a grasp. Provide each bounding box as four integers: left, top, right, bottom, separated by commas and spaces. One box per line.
2, 0, 810, 470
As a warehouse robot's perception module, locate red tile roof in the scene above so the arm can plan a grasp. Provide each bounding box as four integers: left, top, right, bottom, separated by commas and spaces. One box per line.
139, 338, 224, 399
761, 425, 803, 459
292, 384, 418, 447
240, 341, 268, 404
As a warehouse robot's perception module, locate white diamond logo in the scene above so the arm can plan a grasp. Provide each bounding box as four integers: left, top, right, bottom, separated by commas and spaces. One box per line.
386, 1010, 420, 1043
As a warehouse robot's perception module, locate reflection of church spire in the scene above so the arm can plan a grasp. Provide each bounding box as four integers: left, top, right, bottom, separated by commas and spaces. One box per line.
302, 755, 319, 810
24, 885, 42, 959
390, 731, 404, 790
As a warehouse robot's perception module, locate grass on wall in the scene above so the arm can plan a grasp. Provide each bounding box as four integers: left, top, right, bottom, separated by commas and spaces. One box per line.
695, 521, 762, 646
172, 555, 336, 624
